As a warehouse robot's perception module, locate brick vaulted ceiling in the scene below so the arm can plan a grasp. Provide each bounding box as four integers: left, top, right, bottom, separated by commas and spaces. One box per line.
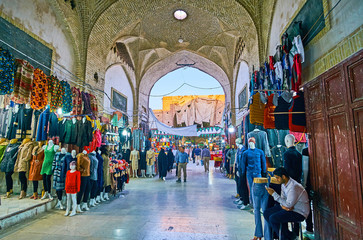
49, 0, 276, 83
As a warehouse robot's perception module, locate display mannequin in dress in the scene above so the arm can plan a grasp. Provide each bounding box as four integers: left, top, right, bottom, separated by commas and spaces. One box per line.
40, 140, 59, 200
130, 149, 139, 178
64, 161, 80, 217
76, 150, 91, 212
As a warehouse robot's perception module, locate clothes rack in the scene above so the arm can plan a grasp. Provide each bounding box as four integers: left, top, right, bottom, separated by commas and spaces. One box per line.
269, 112, 305, 115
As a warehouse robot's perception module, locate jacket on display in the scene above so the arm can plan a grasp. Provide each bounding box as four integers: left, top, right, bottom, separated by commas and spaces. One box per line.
76, 119, 93, 151
289, 91, 306, 132
249, 92, 265, 125
15, 105, 33, 139
247, 130, 271, 157
61, 153, 77, 181
48, 75, 64, 113
241, 148, 267, 177
274, 95, 292, 130
71, 87, 82, 115
6, 107, 19, 140
48, 112, 59, 138
36, 108, 50, 141
271, 145, 288, 168
264, 94, 276, 129
60, 80, 73, 114
0, 47, 16, 95
31, 110, 42, 139
30, 68, 48, 110
96, 152, 104, 190
0, 142, 21, 172
283, 146, 302, 183
0, 108, 9, 138
88, 152, 98, 181
52, 152, 66, 190
65, 170, 81, 194
77, 153, 91, 177
14, 141, 36, 172
11, 59, 34, 104
28, 146, 44, 181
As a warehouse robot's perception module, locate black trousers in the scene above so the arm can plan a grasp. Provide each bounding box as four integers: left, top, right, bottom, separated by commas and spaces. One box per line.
77, 176, 90, 204
104, 185, 111, 193
42, 174, 52, 192
90, 179, 98, 199
19, 171, 27, 192
33, 181, 39, 193
239, 172, 250, 205
5, 171, 14, 192
56, 190, 63, 200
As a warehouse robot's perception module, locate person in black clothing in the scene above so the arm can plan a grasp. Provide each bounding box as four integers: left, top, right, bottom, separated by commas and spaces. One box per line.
158, 148, 168, 181
167, 149, 174, 173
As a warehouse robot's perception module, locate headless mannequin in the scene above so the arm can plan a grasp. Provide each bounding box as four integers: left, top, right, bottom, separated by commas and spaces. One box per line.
65, 161, 80, 217
131, 149, 139, 178
41, 140, 59, 200
54, 147, 68, 210
141, 148, 146, 178
77, 150, 91, 212
18, 138, 32, 199
89, 150, 98, 207
4, 139, 18, 198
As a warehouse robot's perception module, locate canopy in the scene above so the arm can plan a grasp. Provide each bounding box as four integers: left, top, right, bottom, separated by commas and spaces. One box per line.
149, 108, 198, 137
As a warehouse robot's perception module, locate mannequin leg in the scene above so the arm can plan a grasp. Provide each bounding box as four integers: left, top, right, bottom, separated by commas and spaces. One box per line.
65, 193, 71, 216
69, 194, 77, 217
18, 171, 27, 199
56, 190, 64, 209
77, 177, 86, 212
89, 180, 97, 207
82, 177, 90, 211
31, 181, 39, 199
5, 171, 14, 198
104, 185, 111, 200
141, 170, 145, 178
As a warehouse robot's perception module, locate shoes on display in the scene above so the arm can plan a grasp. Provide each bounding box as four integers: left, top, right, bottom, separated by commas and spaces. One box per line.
104, 193, 110, 201
233, 199, 242, 204
48, 194, 54, 200
176, 179, 181, 183
69, 211, 76, 217
89, 199, 95, 207
41, 192, 48, 200
65, 209, 70, 216
18, 190, 26, 199
162, 177, 166, 181
100, 193, 106, 201
96, 196, 101, 203
30, 192, 38, 200
81, 202, 90, 211
238, 204, 250, 210
76, 204, 83, 213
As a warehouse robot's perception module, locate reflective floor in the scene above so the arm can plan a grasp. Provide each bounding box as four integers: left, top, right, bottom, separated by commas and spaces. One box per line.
0, 162, 254, 240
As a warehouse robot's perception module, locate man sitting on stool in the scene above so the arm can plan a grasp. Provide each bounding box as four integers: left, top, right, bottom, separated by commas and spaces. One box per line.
264, 167, 309, 240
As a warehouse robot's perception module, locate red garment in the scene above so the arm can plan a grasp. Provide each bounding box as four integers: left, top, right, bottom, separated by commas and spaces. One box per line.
89, 94, 98, 116
65, 170, 81, 194
94, 129, 102, 148
264, 94, 276, 129
84, 136, 97, 154
71, 87, 82, 115
292, 54, 302, 92
289, 131, 307, 143
269, 56, 275, 70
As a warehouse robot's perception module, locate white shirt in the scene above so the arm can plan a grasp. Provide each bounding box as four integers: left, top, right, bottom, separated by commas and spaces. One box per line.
272, 178, 310, 218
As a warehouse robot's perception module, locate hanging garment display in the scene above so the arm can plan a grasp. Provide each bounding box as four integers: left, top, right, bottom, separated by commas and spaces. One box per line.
15, 105, 33, 139
0, 142, 21, 173
71, 87, 82, 115
289, 91, 306, 132
28, 146, 44, 181
82, 92, 92, 115
247, 130, 271, 157
0, 47, 16, 95
76, 119, 93, 151
48, 112, 59, 138
249, 92, 265, 125
60, 80, 73, 114
36, 107, 50, 141
52, 152, 66, 191
48, 75, 64, 112
290, 35, 305, 63
31, 109, 41, 139
264, 94, 276, 129
274, 93, 293, 130
281, 32, 292, 54
132, 129, 143, 151
0, 108, 9, 137
6, 106, 19, 140
291, 54, 302, 92
89, 93, 98, 117
61, 119, 77, 144
30, 68, 48, 110
11, 59, 34, 104
270, 145, 288, 168
266, 129, 290, 148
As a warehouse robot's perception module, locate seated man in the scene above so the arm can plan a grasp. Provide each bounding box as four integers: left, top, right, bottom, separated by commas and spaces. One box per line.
264, 167, 310, 240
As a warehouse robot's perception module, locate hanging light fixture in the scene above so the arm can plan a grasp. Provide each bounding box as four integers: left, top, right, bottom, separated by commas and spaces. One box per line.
174, 10, 187, 20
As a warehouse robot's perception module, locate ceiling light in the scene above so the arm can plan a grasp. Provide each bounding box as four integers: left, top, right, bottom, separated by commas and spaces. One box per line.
178, 37, 184, 43
228, 126, 235, 133
174, 10, 187, 20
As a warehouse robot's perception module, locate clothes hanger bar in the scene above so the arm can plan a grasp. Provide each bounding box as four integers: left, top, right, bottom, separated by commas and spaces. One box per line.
269, 112, 305, 115
253, 89, 288, 92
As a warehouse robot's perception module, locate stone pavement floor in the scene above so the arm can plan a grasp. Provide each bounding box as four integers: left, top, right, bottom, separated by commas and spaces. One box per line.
0, 162, 255, 240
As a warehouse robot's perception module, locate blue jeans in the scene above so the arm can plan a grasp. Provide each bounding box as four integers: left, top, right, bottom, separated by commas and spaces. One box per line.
263, 205, 305, 240
247, 172, 261, 206
253, 182, 271, 239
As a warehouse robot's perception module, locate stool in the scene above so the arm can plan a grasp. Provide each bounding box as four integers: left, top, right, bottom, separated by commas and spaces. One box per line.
279, 222, 303, 240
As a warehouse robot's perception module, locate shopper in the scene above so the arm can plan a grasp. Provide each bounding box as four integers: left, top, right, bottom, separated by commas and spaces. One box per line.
158, 148, 168, 181
264, 167, 310, 240
175, 146, 189, 183
194, 146, 201, 165
167, 148, 174, 173
201, 145, 211, 172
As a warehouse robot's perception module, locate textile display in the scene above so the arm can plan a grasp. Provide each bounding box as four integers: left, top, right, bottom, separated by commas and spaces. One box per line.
11, 59, 34, 104
30, 68, 48, 110
0, 47, 16, 95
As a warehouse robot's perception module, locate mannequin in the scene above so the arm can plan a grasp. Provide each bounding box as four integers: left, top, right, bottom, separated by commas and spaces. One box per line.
241, 137, 267, 206
247, 128, 271, 158
65, 161, 81, 217
227, 145, 237, 179
53, 148, 67, 209
139, 148, 147, 178
101, 146, 111, 201
234, 137, 250, 210
40, 140, 59, 200
88, 150, 99, 207
146, 148, 156, 178
95, 149, 104, 203
29, 142, 45, 199
0, 138, 21, 198
14, 138, 36, 199
283, 134, 302, 182
76, 151, 91, 212
130, 149, 139, 178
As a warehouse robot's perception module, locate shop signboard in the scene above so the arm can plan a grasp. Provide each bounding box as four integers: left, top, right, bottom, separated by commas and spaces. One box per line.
111, 87, 127, 113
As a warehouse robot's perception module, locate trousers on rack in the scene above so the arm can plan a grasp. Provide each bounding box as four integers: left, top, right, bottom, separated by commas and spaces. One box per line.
77, 176, 90, 204
252, 182, 270, 239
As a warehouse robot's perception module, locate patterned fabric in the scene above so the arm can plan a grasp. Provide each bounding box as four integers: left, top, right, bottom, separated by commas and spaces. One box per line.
48, 76, 64, 112
0, 47, 16, 95
82, 91, 92, 115
31, 68, 48, 110
71, 87, 82, 115
89, 93, 98, 116
11, 59, 34, 104
60, 80, 73, 114
52, 152, 66, 190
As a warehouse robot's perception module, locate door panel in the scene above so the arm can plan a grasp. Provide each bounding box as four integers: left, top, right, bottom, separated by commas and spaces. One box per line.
307, 81, 323, 115
347, 57, 363, 103
325, 69, 346, 110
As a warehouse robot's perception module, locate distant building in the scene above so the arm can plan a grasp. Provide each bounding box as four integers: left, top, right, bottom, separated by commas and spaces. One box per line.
153, 95, 225, 127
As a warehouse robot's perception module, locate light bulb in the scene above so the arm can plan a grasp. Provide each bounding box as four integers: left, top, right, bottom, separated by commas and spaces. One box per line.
228, 126, 235, 133
178, 38, 183, 43
57, 108, 63, 115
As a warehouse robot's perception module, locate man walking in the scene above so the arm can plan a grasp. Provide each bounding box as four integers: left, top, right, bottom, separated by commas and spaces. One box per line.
176, 146, 189, 182
201, 145, 211, 172
194, 146, 201, 165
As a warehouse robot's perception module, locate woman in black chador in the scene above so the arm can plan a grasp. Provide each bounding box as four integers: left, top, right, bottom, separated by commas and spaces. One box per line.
167, 149, 174, 173
158, 148, 168, 181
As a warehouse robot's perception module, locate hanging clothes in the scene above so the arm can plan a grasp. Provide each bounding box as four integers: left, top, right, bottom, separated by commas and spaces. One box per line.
264, 94, 276, 129
36, 108, 50, 141
0, 108, 9, 138
71, 87, 82, 115
76, 119, 93, 151
289, 91, 306, 132
281, 32, 292, 54
30, 68, 48, 110
290, 35, 305, 63
282, 53, 291, 90
28, 146, 44, 181
48, 112, 59, 138
274, 61, 283, 90
82, 92, 92, 115
62, 119, 77, 144
15, 105, 33, 139
6, 106, 19, 140
249, 92, 265, 125
48, 76, 64, 112
0, 142, 21, 173
0, 47, 16, 95
11, 59, 34, 104
60, 80, 73, 114
274, 94, 293, 130
291, 54, 303, 92
89, 93, 98, 116
31, 110, 42, 139
52, 152, 66, 191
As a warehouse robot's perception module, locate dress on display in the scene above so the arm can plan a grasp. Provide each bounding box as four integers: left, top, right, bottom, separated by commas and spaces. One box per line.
40, 145, 55, 175
130, 150, 139, 171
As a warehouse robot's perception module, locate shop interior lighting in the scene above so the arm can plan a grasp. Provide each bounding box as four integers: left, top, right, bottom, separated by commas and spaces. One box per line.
57, 108, 63, 115
122, 129, 127, 136
174, 9, 187, 20
228, 126, 235, 133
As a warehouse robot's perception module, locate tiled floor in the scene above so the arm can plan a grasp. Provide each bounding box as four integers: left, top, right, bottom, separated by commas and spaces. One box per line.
0, 162, 255, 239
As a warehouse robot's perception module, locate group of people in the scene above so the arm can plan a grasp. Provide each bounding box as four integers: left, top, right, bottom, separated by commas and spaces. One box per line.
156, 145, 212, 182
230, 135, 312, 240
